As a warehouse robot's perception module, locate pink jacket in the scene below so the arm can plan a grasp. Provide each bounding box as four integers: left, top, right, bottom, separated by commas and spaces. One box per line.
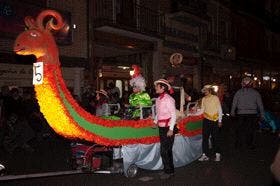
154, 93, 176, 130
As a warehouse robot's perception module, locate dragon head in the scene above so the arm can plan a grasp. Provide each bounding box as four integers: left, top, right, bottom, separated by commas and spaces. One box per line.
14, 28, 49, 57
14, 10, 69, 64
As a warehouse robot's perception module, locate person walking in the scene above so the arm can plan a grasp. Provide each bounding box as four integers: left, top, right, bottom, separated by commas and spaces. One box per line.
153, 79, 176, 179
198, 85, 223, 162
230, 77, 264, 150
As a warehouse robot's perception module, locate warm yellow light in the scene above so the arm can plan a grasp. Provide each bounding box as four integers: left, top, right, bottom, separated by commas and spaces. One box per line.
212, 85, 219, 92
98, 72, 103, 77
117, 66, 130, 70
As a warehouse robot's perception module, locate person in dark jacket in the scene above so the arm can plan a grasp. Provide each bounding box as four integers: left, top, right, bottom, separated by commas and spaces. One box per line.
230, 77, 264, 150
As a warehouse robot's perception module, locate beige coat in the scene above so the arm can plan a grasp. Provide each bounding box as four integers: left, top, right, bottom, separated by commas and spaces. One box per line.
271, 148, 280, 182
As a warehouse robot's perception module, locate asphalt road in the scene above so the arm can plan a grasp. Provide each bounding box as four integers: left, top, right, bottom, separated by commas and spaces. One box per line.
0, 117, 279, 186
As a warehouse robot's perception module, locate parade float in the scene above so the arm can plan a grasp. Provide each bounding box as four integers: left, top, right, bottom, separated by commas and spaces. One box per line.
12, 10, 203, 177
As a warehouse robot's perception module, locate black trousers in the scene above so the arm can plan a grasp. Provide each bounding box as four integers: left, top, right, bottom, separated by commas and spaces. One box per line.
235, 114, 258, 148
202, 119, 221, 156
159, 127, 174, 174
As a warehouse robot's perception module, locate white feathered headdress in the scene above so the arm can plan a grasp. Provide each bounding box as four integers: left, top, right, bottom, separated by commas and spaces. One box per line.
129, 65, 146, 91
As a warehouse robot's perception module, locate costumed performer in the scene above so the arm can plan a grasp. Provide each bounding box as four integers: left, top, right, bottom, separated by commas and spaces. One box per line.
153, 79, 177, 179
127, 65, 152, 119
198, 85, 223, 162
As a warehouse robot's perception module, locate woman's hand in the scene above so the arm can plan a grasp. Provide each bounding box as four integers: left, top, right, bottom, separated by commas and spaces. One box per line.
167, 130, 174, 137
124, 104, 130, 108
151, 124, 158, 129
152, 121, 157, 129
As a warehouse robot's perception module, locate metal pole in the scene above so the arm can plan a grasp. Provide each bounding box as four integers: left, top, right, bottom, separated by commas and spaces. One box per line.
87, 0, 96, 88
0, 170, 83, 181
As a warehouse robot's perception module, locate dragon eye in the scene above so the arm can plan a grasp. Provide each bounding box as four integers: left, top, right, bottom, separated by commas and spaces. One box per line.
30, 32, 37, 37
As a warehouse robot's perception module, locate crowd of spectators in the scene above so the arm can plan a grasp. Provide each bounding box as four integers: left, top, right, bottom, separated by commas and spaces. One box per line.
0, 86, 51, 154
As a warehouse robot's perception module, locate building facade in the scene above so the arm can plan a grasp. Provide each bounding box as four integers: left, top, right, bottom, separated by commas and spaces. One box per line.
230, 0, 280, 90
0, 0, 279, 96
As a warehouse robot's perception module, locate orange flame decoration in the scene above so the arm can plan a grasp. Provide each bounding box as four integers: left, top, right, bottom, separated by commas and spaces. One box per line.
13, 10, 203, 146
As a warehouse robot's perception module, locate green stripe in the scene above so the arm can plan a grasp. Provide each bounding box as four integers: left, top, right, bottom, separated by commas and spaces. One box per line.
185, 121, 202, 131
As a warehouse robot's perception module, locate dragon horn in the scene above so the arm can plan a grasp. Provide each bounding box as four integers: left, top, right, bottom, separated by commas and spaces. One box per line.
24, 16, 36, 29
36, 9, 66, 31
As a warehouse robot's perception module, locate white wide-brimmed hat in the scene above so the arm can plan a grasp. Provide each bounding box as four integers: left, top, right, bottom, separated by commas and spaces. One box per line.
96, 89, 108, 97
154, 79, 172, 90
201, 85, 213, 93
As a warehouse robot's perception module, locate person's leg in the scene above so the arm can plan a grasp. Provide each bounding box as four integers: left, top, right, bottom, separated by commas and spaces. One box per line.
159, 127, 173, 174
246, 114, 258, 149
159, 127, 175, 179
202, 119, 211, 156
211, 121, 222, 161
211, 122, 221, 152
165, 131, 175, 174
235, 115, 245, 149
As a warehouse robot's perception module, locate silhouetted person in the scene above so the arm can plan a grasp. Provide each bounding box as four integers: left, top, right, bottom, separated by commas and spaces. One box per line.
231, 77, 264, 150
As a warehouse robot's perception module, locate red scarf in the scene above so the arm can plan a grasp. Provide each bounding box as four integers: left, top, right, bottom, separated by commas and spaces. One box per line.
159, 92, 166, 100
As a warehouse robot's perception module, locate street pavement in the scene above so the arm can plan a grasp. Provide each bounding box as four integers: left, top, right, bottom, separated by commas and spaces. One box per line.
0, 117, 279, 186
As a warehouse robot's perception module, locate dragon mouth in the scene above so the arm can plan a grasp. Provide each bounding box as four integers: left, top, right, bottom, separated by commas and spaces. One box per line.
13, 47, 25, 53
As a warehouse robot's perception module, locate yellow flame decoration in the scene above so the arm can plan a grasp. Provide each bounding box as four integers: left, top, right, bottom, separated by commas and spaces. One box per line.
35, 77, 81, 138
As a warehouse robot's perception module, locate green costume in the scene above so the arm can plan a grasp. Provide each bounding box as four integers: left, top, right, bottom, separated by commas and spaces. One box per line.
129, 92, 152, 118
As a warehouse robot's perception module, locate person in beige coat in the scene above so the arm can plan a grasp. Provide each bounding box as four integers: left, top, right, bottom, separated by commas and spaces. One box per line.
271, 148, 280, 182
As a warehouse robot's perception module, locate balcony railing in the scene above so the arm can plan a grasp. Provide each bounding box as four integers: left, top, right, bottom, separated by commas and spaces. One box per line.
92, 0, 165, 38
202, 32, 232, 52
171, 1, 208, 19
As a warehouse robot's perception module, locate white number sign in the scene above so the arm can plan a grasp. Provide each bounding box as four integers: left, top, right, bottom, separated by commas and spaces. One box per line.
33, 62, 43, 85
